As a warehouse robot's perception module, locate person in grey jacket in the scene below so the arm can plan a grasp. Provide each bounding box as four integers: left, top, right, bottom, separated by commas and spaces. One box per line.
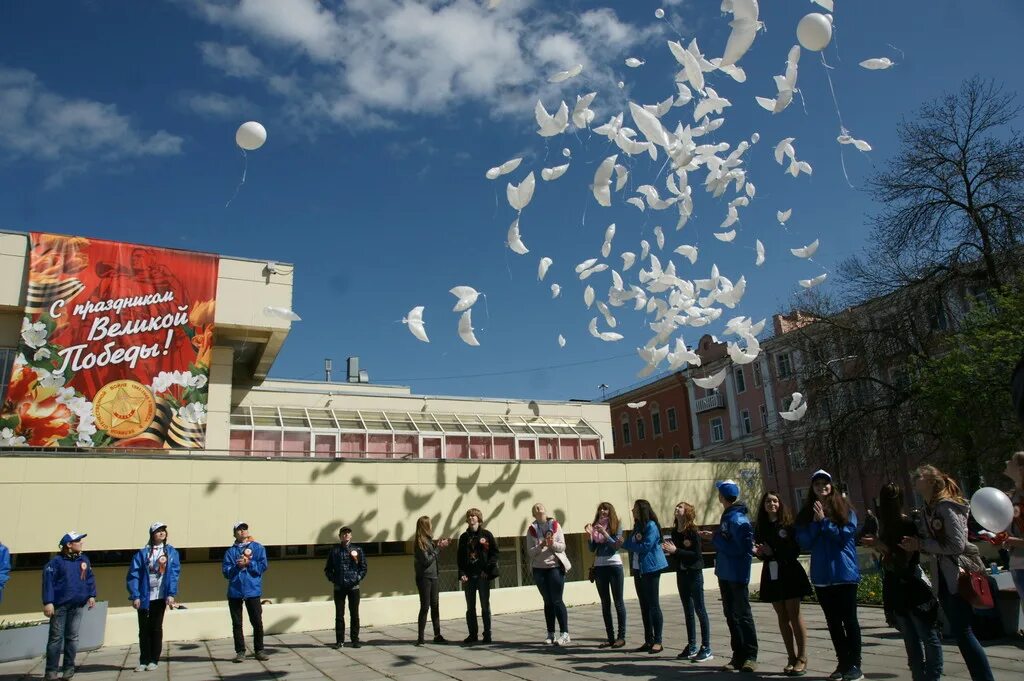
413, 516, 451, 645
526, 503, 572, 646
900, 466, 993, 681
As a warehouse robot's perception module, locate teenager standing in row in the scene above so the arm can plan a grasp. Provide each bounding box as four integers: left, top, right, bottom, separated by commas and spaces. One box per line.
585, 502, 626, 648
42, 531, 97, 681
325, 526, 367, 648
621, 499, 667, 654
126, 522, 181, 672
457, 508, 498, 644
526, 503, 571, 646
223, 522, 269, 663
413, 516, 450, 645
663, 501, 712, 663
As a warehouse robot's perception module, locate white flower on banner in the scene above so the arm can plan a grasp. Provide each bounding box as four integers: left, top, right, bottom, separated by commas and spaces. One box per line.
0, 427, 27, 447
186, 373, 208, 390
35, 368, 65, 390
33, 347, 51, 361
151, 371, 180, 394
20, 317, 47, 349
178, 402, 207, 425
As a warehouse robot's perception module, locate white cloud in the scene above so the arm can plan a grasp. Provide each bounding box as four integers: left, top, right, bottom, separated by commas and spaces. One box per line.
182, 0, 664, 129
180, 91, 256, 119
0, 66, 183, 184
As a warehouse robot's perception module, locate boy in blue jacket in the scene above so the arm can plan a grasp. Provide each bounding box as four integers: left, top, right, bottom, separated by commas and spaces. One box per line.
701, 480, 758, 673
0, 540, 10, 604
222, 522, 269, 662
41, 531, 97, 681
324, 526, 368, 648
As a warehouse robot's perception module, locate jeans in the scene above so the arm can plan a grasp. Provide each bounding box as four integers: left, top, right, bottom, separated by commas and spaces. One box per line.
228, 597, 264, 653
677, 569, 711, 648
633, 571, 663, 645
533, 567, 569, 634
1012, 569, 1024, 602
816, 584, 861, 670
333, 586, 361, 643
594, 564, 626, 641
892, 611, 943, 681
464, 574, 491, 638
416, 575, 440, 639
137, 599, 168, 665
720, 579, 757, 662
938, 580, 994, 681
45, 603, 85, 674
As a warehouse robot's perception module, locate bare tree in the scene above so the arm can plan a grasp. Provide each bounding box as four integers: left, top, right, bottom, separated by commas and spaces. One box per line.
843, 76, 1024, 297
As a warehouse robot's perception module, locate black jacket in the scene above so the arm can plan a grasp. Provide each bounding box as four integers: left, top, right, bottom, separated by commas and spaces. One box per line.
457, 528, 498, 579
414, 540, 441, 580
754, 519, 802, 565
669, 528, 704, 570
324, 543, 368, 590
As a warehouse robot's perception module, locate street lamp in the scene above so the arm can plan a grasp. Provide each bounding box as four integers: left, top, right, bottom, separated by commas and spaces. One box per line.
598, 383, 609, 400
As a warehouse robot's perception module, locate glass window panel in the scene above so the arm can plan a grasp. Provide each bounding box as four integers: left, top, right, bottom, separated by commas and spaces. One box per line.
480, 416, 513, 434
307, 409, 337, 428
411, 413, 442, 432
314, 434, 336, 458
282, 431, 310, 455
279, 408, 310, 428
339, 433, 365, 456
359, 411, 389, 430
230, 407, 251, 426
334, 410, 364, 429
445, 436, 469, 459
458, 416, 490, 433
251, 407, 281, 427
366, 434, 391, 458
580, 440, 600, 460
433, 414, 467, 433
469, 437, 491, 459
492, 438, 514, 460
229, 430, 252, 455
393, 435, 418, 458
572, 419, 598, 436
421, 437, 443, 459
252, 430, 281, 455
385, 412, 418, 431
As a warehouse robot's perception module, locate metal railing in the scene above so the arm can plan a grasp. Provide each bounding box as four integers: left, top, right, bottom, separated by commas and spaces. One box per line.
695, 393, 726, 413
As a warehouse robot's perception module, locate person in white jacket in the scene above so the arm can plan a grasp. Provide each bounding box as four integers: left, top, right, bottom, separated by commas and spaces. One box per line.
526, 503, 572, 646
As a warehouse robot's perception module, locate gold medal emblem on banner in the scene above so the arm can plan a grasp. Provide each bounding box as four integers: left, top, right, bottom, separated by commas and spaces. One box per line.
92, 380, 156, 439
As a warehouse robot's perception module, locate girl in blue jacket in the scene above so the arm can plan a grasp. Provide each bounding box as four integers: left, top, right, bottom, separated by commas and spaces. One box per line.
796, 470, 862, 681
619, 499, 668, 654
126, 522, 181, 672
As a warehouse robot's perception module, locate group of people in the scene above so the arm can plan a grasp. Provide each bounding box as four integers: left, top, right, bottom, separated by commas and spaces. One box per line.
9, 453, 1024, 681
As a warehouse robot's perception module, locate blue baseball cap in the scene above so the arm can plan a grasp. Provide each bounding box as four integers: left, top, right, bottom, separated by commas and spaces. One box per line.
716, 480, 740, 498
60, 531, 87, 546
811, 469, 832, 483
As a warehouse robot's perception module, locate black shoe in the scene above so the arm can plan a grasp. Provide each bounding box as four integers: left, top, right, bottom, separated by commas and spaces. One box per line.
232, 652, 245, 663
254, 650, 269, 661
350, 641, 362, 649
828, 668, 845, 680
416, 638, 425, 646
633, 643, 652, 652
433, 634, 447, 644
330, 642, 342, 649
481, 633, 492, 644
463, 635, 479, 645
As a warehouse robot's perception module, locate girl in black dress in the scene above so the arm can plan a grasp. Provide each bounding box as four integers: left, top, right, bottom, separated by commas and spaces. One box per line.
755, 491, 812, 676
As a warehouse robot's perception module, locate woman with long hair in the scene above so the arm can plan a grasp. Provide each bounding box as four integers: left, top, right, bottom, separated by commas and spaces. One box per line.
662, 501, 712, 662
900, 466, 993, 681
585, 502, 626, 648
620, 499, 669, 653
126, 522, 181, 672
795, 471, 862, 681
755, 492, 811, 676
864, 483, 941, 681
526, 503, 572, 646
413, 516, 451, 645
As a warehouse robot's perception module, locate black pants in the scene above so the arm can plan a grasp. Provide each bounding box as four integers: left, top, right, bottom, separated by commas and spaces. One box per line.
816, 584, 861, 670
720, 579, 758, 662
228, 597, 264, 654
416, 575, 441, 639
464, 574, 491, 637
334, 587, 361, 643
633, 572, 663, 645
593, 565, 626, 642
137, 599, 167, 665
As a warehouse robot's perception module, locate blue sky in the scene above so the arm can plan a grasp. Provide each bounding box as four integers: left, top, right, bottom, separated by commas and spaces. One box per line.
1, 0, 1022, 402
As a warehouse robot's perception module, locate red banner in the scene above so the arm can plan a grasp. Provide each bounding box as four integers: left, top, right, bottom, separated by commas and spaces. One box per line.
0, 233, 219, 449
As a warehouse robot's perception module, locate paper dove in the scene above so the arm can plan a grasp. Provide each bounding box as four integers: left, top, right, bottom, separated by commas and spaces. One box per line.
458, 309, 480, 346
403, 306, 428, 343
790, 240, 820, 258
449, 286, 480, 312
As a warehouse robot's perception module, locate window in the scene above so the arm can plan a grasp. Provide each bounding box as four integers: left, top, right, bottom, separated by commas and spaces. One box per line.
636, 418, 646, 440
666, 407, 678, 432
764, 447, 776, 475
657, 448, 665, 458
735, 367, 746, 393
0, 347, 15, 403
776, 352, 794, 379
672, 444, 682, 458
752, 361, 762, 387
741, 410, 752, 435
705, 386, 719, 397
788, 446, 807, 470
710, 417, 725, 443
651, 411, 662, 437
621, 422, 631, 446
759, 403, 769, 429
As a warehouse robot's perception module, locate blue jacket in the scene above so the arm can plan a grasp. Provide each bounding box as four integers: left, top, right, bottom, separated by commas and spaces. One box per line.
588, 529, 623, 560
796, 509, 860, 586
0, 543, 10, 603
324, 543, 368, 589
622, 520, 669, 575
712, 502, 754, 583
126, 545, 181, 609
42, 553, 97, 607
222, 541, 268, 599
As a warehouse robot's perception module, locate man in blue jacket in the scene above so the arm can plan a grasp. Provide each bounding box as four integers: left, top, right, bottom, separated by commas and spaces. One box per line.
324, 526, 367, 648
0, 540, 10, 604
42, 531, 97, 681
222, 522, 269, 662
701, 480, 758, 673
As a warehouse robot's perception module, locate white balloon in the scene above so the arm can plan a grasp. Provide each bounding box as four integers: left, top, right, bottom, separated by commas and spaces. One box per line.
796, 13, 832, 52
236, 121, 267, 151
655, 8, 665, 19
970, 487, 1014, 533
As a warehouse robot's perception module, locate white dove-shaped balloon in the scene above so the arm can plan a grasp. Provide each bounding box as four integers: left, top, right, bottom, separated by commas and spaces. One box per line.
692, 367, 728, 389
799, 273, 828, 288
859, 57, 893, 70
558, 334, 566, 348
790, 239, 819, 258
535, 100, 569, 137
548, 63, 583, 83
625, 57, 645, 68
538, 257, 553, 281
458, 309, 480, 346
777, 208, 792, 224
550, 283, 561, 298
507, 172, 536, 212
263, 306, 301, 321
485, 157, 521, 180
779, 392, 809, 421
627, 400, 648, 409
592, 154, 617, 207
720, 0, 762, 67
507, 218, 529, 255
755, 239, 765, 266
449, 286, 480, 312
541, 164, 569, 181
403, 306, 429, 343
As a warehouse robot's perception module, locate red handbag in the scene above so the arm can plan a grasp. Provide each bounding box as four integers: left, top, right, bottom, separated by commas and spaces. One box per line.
957, 570, 994, 609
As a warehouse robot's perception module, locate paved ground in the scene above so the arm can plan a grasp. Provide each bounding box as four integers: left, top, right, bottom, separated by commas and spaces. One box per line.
1, 596, 1021, 680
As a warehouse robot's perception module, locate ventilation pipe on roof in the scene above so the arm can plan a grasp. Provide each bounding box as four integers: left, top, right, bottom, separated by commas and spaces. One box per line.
347, 357, 368, 383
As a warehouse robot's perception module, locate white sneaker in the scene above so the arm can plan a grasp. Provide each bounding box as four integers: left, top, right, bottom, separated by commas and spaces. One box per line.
145, 663, 158, 671
544, 633, 555, 645
134, 666, 146, 673
555, 632, 571, 646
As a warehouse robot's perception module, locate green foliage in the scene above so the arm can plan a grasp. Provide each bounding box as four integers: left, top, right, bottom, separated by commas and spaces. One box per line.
914, 284, 1024, 478
751, 571, 884, 606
